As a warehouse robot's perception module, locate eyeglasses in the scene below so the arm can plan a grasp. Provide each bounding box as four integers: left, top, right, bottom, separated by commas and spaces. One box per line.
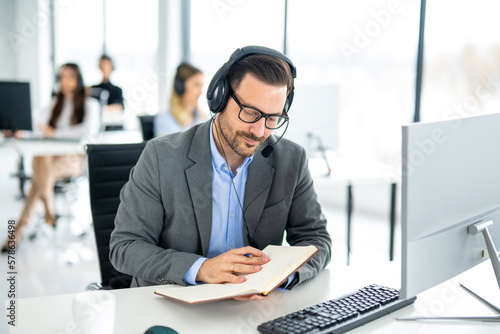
230, 92, 289, 130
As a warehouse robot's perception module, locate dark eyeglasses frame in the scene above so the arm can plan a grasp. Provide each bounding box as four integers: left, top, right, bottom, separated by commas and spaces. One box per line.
230, 92, 289, 130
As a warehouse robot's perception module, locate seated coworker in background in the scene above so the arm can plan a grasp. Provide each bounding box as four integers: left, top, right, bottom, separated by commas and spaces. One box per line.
110, 46, 331, 300
3, 63, 100, 251
153, 63, 206, 137
92, 55, 124, 112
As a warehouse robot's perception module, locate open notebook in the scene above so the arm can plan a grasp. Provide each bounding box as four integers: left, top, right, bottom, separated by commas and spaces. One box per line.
154, 245, 319, 304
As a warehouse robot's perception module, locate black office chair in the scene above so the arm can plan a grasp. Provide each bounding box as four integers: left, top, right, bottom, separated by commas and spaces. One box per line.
86, 142, 147, 289
10, 153, 30, 199
137, 115, 155, 141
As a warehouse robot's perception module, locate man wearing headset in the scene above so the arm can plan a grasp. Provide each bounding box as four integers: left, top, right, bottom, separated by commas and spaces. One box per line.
110, 46, 331, 298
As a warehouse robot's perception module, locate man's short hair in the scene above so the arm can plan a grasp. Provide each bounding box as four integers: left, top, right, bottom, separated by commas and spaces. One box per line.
99, 54, 112, 62
227, 54, 294, 96
99, 54, 114, 69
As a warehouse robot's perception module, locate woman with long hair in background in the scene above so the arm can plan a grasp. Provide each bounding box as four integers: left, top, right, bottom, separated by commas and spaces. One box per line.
3, 63, 100, 251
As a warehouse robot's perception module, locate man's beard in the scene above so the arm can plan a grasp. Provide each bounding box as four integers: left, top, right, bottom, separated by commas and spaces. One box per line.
217, 114, 266, 157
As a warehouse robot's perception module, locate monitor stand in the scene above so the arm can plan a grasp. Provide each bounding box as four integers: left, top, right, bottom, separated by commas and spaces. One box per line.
398, 220, 500, 322
459, 282, 500, 314
461, 220, 500, 313
468, 220, 500, 290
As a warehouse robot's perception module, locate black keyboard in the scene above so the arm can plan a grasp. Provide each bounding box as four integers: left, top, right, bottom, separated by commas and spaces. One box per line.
257, 284, 417, 334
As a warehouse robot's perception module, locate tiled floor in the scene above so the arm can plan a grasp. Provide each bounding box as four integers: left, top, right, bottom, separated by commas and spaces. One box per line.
0, 144, 100, 301
0, 143, 398, 302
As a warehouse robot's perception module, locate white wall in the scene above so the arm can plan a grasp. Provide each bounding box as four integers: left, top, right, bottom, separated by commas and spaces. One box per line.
0, 0, 17, 79
158, 0, 183, 112
2, 0, 183, 119
1, 0, 53, 116
16, 0, 53, 115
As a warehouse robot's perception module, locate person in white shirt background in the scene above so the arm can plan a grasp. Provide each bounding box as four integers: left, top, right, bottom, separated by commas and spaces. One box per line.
3, 63, 100, 251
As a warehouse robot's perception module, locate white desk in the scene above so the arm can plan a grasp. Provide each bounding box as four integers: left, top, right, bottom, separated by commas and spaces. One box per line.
7, 130, 143, 156
6, 261, 499, 334
6, 130, 143, 198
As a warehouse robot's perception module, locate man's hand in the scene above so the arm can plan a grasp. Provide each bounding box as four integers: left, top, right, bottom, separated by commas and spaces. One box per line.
196, 246, 270, 284
233, 294, 267, 301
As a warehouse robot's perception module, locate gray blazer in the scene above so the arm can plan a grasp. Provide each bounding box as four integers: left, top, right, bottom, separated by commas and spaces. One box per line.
110, 120, 331, 288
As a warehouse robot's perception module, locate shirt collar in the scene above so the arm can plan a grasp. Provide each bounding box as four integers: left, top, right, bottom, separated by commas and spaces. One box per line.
209, 119, 253, 172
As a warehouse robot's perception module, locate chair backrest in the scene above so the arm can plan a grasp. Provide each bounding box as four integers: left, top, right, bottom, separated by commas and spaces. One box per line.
86, 142, 147, 289
138, 115, 155, 141
89, 87, 110, 105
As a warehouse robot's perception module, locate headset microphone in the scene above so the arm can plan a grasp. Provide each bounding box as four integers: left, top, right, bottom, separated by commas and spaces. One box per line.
261, 120, 289, 158
261, 145, 274, 158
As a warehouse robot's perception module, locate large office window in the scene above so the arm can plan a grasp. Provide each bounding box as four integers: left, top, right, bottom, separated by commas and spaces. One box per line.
54, 0, 159, 114
190, 0, 285, 113
189, 0, 420, 164
420, 0, 500, 122
54, 0, 103, 86
287, 0, 420, 163
105, 0, 159, 113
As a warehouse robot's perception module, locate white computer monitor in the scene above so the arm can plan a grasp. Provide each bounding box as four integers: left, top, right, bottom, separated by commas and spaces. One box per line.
400, 113, 500, 299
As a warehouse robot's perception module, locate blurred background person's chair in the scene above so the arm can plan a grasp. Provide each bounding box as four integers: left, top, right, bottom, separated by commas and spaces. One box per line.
137, 115, 155, 141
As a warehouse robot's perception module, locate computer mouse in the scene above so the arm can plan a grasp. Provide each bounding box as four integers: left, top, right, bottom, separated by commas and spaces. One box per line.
144, 325, 179, 334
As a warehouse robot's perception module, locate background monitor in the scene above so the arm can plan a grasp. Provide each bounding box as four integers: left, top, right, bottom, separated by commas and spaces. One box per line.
400, 113, 500, 299
0, 81, 33, 131
285, 84, 339, 154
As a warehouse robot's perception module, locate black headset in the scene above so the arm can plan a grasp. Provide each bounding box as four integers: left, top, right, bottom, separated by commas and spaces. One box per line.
206, 46, 297, 115
173, 65, 186, 96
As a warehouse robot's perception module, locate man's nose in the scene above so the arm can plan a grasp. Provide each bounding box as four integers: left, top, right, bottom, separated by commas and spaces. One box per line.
250, 117, 266, 138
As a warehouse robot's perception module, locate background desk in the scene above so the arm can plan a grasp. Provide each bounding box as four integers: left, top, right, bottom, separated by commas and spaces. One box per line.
7, 130, 143, 156
6, 130, 143, 198
6, 261, 499, 334
311, 153, 400, 264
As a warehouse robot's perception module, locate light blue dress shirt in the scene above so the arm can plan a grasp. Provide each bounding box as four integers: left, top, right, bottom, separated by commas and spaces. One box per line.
182, 121, 296, 287
182, 121, 252, 284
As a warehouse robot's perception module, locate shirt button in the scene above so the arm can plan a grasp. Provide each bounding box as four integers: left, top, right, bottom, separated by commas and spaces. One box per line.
229, 246, 233, 250
230, 213, 234, 217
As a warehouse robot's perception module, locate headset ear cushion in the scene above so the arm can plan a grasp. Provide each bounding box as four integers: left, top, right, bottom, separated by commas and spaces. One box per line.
210, 78, 230, 114
207, 63, 231, 113
174, 77, 185, 96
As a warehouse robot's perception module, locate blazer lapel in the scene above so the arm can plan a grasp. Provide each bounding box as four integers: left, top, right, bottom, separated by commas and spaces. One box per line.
185, 121, 213, 257
244, 147, 275, 243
